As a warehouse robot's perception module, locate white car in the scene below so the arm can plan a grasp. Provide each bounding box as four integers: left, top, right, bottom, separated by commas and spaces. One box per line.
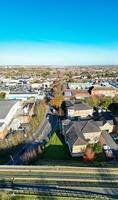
103, 145, 111, 151
46, 115, 49, 120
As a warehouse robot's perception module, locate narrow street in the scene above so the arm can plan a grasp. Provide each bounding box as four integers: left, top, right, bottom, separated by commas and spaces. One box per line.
7, 106, 59, 165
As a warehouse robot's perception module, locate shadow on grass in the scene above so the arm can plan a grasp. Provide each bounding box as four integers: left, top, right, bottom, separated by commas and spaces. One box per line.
40, 131, 84, 162
0, 143, 25, 164
41, 144, 70, 160
56, 130, 66, 144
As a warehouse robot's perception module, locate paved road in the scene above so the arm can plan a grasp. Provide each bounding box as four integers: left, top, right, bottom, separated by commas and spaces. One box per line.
6, 107, 59, 165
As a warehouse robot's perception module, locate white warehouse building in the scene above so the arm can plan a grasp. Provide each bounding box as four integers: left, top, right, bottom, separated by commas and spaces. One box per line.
0, 100, 21, 139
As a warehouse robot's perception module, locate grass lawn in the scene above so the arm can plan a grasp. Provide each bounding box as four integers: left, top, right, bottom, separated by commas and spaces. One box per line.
41, 132, 71, 160
0, 192, 109, 200
35, 132, 106, 167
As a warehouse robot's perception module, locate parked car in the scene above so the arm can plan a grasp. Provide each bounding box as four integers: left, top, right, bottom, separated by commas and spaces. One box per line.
105, 149, 114, 160
112, 134, 118, 141
103, 144, 111, 151
103, 145, 115, 160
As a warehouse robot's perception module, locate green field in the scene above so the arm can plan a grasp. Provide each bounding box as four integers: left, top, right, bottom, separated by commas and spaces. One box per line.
0, 192, 112, 200
41, 132, 70, 160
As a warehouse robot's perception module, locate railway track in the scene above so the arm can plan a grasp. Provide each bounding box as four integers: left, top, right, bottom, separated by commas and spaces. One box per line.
0, 183, 118, 198
1, 165, 118, 173
0, 165, 118, 197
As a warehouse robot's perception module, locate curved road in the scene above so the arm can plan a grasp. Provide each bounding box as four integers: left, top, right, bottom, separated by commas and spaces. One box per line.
7, 111, 59, 165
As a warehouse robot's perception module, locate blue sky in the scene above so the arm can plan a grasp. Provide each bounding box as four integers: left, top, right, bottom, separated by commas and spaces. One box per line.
0, 0, 118, 65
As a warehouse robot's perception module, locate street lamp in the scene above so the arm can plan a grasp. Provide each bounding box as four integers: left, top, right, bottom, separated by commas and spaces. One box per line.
10, 154, 14, 164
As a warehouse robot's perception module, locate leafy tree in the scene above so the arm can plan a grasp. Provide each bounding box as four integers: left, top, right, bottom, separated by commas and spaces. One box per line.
50, 95, 64, 109
92, 143, 103, 154
85, 96, 100, 108
113, 95, 118, 103
0, 92, 6, 100
87, 74, 92, 79
108, 103, 118, 115
65, 72, 73, 81
101, 96, 113, 110
42, 71, 50, 77
83, 147, 95, 161
52, 80, 63, 96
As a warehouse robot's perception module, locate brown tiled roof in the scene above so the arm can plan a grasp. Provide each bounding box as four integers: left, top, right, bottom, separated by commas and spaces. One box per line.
64, 120, 100, 147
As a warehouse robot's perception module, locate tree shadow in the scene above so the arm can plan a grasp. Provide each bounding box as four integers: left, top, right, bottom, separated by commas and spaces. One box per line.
0, 142, 25, 164
108, 103, 118, 116
41, 145, 70, 160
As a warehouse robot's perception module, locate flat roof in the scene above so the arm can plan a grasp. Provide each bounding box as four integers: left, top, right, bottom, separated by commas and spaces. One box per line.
10, 92, 38, 94
0, 122, 4, 127
0, 100, 17, 119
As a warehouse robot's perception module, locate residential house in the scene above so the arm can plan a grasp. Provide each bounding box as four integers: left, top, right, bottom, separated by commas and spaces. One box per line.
68, 83, 82, 90
62, 118, 114, 157
64, 90, 72, 100
30, 83, 42, 89
75, 90, 90, 99
62, 120, 87, 157
62, 119, 101, 157
91, 87, 118, 97
42, 81, 53, 89
79, 120, 101, 143
75, 87, 118, 99
95, 120, 113, 133
67, 102, 93, 118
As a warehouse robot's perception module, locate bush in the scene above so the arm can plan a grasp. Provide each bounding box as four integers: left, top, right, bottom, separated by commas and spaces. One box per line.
83, 147, 95, 161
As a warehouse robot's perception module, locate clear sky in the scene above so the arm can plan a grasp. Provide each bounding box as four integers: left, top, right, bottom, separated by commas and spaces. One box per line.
0, 0, 118, 65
